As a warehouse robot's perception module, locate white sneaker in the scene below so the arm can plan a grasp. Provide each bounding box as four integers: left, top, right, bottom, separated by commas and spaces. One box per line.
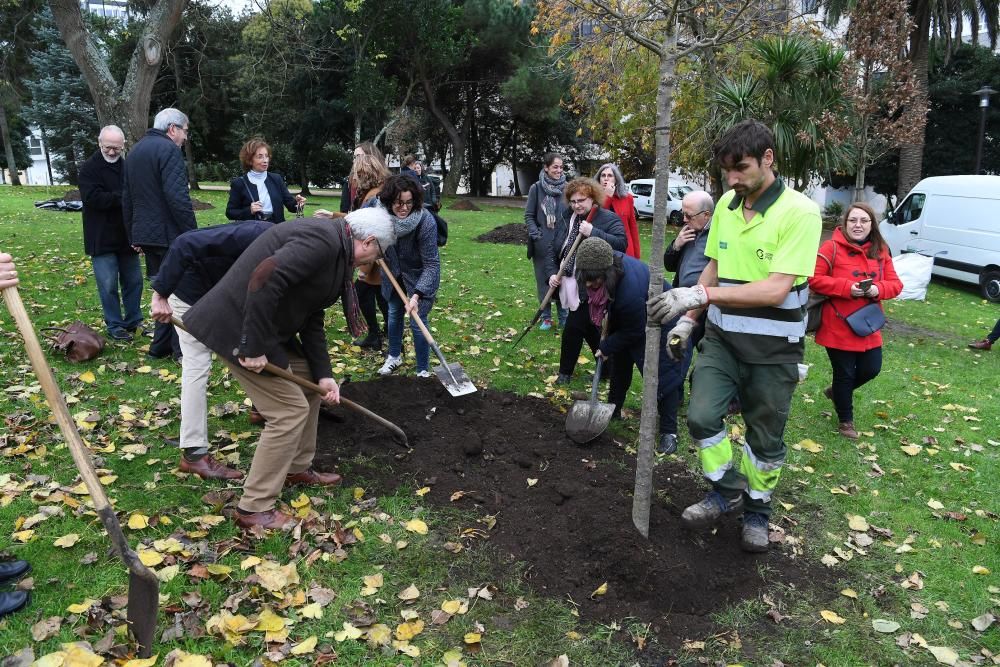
378, 355, 402, 376
415, 370, 432, 378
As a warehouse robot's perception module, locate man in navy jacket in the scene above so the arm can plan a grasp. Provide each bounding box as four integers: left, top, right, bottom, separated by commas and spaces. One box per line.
122, 108, 197, 361
79, 125, 143, 341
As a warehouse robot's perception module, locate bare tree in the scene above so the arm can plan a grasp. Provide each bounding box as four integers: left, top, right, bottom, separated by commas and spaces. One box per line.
535, 0, 788, 537
48, 0, 188, 144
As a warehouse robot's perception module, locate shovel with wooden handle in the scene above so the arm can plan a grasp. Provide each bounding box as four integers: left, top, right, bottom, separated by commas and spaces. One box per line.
565, 317, 615, 444
512, 205, 598, 348
168, 317, 410, 448
3, 285, 159, 657
376, 259, 477, 397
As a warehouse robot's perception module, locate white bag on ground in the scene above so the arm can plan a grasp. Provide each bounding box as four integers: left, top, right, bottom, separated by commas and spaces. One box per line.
893, 253, 933, 301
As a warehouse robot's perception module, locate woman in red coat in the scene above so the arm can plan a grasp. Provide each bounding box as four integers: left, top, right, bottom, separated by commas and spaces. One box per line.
596, 163, 641, 258
809, 202, 902, 439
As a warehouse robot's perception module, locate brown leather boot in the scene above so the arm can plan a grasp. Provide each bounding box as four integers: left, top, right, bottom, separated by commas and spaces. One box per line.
969, 339, 993, 351
234, 509, 294, 531
285, 468, 343, 487
838, 421, 859, 439
179, 454, 244, 480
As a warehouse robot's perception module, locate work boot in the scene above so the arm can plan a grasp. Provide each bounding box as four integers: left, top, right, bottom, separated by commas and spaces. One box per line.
681, 491, 744, 529
969, 339, 993, 351
740, 511, 770, 553
838, 421, 859, 439
555, 373, 572, 385
657, 433, 678, 455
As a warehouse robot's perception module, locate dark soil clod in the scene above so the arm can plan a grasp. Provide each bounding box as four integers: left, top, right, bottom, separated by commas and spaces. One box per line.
476, 223, 528, 245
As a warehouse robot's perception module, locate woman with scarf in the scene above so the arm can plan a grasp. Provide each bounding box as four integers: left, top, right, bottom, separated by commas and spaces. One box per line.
376, 175, 441, 378
809, 202, 902, 440
226, 138, 305, 222
573, 237, 690, 455
525, 153, 569, 330
547, 178, 627, 385
595, 163, 641, 258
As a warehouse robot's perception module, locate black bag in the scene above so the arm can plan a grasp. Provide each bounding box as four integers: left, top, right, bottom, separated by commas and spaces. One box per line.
806, 245, 836, 334
843, 302, 887, 337
430, 209, 448, 247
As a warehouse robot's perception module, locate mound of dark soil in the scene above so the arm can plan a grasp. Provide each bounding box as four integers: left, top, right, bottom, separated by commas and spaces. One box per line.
448, 199, 482, 211
63, 189, 81, 201
476, 223, 528, 245
191, 198, 215, 211
314, 377, 823, 646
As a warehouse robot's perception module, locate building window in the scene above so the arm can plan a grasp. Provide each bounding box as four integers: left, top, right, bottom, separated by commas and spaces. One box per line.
28, 136, 42, 157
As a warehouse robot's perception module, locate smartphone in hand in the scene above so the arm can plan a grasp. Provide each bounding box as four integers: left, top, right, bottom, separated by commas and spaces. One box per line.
859, 279, 873, 292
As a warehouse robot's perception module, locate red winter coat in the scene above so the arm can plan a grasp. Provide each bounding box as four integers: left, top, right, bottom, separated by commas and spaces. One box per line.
605, 193, 641, 259
809, 227, 902, 352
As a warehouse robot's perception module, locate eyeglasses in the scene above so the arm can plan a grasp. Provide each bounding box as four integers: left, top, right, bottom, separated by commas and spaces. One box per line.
846, 217, 872, 224
683, 210, 709, 220
100, 144, 124, 153
569, 198, 590, 205
170, 124, 189, 135
393, 199, 414, 210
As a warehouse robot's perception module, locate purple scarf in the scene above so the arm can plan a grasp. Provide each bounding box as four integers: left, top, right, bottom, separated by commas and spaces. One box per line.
587, 285, 609, 327
338, 222, 366, 338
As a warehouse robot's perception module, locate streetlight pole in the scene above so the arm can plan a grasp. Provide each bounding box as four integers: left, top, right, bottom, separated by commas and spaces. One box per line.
973, 85, 996, 175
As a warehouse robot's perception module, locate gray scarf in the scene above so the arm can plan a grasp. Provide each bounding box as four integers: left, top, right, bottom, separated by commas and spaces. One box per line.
538, 168, 566, 229
392, 207, 423, 237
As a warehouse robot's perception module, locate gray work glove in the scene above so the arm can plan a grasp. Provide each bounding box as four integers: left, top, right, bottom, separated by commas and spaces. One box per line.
647, 285, 709, 324
665, 315, 698, 361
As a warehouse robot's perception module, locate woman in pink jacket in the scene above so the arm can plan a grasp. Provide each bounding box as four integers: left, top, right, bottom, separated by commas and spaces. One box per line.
809, 202, 902, 439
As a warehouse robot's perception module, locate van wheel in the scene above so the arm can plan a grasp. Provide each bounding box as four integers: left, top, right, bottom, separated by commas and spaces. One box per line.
980, 270, 1000, 303
669, 210, 682, 226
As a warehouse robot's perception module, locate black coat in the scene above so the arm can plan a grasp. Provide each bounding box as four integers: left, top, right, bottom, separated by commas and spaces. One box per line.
225, 172, 298, 223
78, 151, 129, 256
546, 206, 627, 278
151, 221, 274, 306
183, 217, 353, 382
122, 128, 197, 248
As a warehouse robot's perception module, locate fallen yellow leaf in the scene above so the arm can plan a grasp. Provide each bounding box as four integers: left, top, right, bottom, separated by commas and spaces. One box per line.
464, 632, 482, 644
973, 565, 991, 575
78, 371, 96, 384
820, 610, 846, 624
54, 533, 80, 548
840, 589, 858, 599
300, 602, 323, 619
67, 598, 98, 614
122, 656, 159, 667
394, 619, 425, 641
405, 518, 428, 535
441, 599, 462, 614
415, 487, 430, 496
137, 549, 163, 567
847, 515, 869, 532
398, 584, 420, 601
127, 513, 149, 530
290, 635, 318, 656
591, 582, 608, 598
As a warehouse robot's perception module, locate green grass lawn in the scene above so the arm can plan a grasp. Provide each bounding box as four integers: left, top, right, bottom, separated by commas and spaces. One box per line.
0, 185, 998, 665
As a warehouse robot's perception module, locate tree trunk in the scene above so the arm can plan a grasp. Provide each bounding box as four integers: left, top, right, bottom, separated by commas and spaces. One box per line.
0, 104, 22, 186
633, 37, 677, 539
467, 87, 482, 196
897, 0, 930, 200
421, 73, 465, 196
48, 0, 188, 145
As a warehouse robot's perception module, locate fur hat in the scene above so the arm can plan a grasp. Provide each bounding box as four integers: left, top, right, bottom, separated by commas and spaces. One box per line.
575, 237, 614, 271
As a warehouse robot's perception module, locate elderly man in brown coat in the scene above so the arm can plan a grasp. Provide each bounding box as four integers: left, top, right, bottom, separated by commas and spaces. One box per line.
182, 207, 396, 530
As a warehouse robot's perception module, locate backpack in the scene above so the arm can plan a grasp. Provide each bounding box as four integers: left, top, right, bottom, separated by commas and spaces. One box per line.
430, 209, 448, 247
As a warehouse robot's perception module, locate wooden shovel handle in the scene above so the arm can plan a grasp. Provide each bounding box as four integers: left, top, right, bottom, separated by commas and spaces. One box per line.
376, 258, 437, 347
2, 285, 140, 563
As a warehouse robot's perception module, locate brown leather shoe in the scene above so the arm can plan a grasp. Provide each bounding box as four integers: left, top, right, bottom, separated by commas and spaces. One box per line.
969, 339, 993, 351
838, 421, 859, 439
234, 509, 294, 531
285, 468, 343, 487
248, 407, 266, 425
179, 455, 244, 480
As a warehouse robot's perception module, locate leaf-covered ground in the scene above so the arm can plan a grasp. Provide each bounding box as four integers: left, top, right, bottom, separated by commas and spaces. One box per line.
0, 186, 998, 666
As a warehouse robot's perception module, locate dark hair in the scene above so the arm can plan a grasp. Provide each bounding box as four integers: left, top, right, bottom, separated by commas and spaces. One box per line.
564, 177, 606, 207
712, 119, 774, 167
543, 152, 563, 168
842, 202, 887, 259
379, 174, 424, 211
403, 154, 417, 167
576, 255, 624, 298
239, 138, 271, 171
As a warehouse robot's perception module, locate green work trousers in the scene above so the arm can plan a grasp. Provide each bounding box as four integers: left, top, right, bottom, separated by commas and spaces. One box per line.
686, 334, 799, 516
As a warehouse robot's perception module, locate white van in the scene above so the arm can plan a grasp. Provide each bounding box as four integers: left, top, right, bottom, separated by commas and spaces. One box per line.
627, 179, 692, 225
879, 175, 1000, 302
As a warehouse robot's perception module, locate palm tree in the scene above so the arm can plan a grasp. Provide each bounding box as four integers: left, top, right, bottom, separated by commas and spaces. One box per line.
821, 0, 999, 198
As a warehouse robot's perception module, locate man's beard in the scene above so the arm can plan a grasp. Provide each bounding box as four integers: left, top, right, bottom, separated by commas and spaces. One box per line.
101, 152, 121, 164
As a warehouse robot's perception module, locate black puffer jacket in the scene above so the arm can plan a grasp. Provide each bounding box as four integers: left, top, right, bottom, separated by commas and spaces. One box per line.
122, 128, 197, 248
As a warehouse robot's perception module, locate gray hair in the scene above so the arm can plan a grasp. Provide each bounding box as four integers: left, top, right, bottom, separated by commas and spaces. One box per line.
99, 125, 124, 143
346, 206, 396, 250
594, 163, 628, 198
152, 108, 189, 132
683, 190, 715, 214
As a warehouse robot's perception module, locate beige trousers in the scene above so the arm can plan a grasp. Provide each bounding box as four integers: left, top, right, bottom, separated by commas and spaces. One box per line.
224, 352, 322, 513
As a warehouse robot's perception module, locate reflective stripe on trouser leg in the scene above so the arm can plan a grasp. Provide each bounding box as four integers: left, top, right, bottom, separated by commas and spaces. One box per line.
696, 429, 732, 482
738, 442, 783, 502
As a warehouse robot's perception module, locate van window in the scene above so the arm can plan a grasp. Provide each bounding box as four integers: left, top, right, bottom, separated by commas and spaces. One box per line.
631, 183, 652, 197
893, 193, 925, 225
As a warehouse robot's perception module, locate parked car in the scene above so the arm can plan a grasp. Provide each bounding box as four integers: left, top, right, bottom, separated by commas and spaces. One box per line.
627, 179, 692, 225
879, 175, 1000, 302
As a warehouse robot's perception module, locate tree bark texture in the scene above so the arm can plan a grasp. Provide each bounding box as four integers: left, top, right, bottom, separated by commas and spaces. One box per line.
421, 73, 466, 196
0, 105, 22, 186
48, 0, 188, 145
897, 0, 930, 200
632, 38, 677, 539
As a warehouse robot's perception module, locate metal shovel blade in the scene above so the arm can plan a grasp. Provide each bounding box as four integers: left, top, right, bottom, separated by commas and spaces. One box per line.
433, 362, 477, 397
566, 398, 616, 444
126, 563, 160, 657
